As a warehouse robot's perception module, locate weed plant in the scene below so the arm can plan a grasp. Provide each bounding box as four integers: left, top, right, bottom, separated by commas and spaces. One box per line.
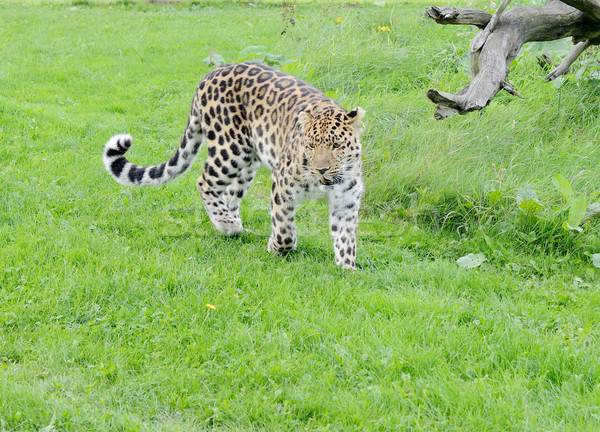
1, 0, 599, 430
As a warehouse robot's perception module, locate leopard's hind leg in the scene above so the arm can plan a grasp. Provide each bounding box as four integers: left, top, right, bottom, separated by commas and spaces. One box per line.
222, 155, 261, 222
196, 142, 259, 236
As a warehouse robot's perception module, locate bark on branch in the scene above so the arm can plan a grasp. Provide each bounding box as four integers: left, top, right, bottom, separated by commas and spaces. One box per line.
545, 40, 592, 81
426, 6, 491, 28
560, 0, 600, 22
426, 0, 600, 119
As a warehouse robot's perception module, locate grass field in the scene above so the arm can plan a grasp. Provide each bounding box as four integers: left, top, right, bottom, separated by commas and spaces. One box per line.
1, 0, 600, 430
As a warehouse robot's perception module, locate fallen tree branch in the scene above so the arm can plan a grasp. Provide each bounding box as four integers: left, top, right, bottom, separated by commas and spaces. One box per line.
560, 0, 600, 22
501, 80, 523, 98
426, 0, 600, 118
545, 40, 592, 81
536, 53, 555, 69
426, 6, 491, 28
470, 0, 513, 53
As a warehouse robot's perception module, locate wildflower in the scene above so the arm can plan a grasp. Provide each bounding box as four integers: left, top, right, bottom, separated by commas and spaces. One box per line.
377, 25, 390, 32
336, 17, 343, 24
206, 303, 216, 310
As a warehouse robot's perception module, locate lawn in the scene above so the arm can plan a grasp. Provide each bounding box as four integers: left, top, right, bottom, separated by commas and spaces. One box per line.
1, 0, 599, 430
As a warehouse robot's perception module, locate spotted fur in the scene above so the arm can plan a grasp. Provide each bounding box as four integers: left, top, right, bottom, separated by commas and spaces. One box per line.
103, 62, 365, 269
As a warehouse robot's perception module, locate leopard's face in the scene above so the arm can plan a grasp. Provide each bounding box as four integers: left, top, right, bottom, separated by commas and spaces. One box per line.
299, 107, 365, 187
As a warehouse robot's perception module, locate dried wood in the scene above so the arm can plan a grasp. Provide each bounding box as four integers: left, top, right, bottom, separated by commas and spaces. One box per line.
426, 6, 491, 28
426, 0, 600, 118
560, 0, 600, 22
545, 40, 592, 81
469, 0, 513, 53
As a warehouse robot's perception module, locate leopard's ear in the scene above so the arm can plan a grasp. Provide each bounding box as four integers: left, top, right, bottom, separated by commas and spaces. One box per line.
347, 106, 365, 128
298, 111, 314, 134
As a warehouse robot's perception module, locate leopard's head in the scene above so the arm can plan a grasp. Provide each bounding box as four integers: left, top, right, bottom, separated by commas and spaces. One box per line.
299, 106, 365, 187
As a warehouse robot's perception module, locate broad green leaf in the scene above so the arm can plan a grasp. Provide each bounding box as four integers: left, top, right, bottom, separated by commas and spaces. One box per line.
583, 202, 600, 223
280, 59, 300, 73
562, 221, 583, 232
517, 231, 538, 243
567, 195, 587, 228
516, 184, 539, 204
552, 75, 566, 89
202, 52, 225, 68
552, 174, 573, 202
518, 198, 543, 214
264, 53, 286, 66
456, 253, 486, 269
593, 254, 600, 268
239, 45, 268, 58
523, 39, 572, 57
488, 190, 503, 205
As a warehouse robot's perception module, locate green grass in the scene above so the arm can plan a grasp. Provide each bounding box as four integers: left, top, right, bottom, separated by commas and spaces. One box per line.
1, 0, 600, 430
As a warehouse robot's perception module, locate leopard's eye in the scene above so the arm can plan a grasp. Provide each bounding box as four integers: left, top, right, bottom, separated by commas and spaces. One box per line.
332, 142, 342, 149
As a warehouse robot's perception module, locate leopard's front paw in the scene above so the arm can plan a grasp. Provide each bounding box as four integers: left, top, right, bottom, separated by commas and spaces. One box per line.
267, 234, 297, 254
336, 256, 356, 270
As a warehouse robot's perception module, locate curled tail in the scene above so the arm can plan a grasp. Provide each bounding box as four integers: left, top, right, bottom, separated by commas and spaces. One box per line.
103, 113, 204, 187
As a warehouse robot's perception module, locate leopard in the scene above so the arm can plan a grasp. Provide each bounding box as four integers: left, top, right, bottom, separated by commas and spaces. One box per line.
103, 62, 365, 269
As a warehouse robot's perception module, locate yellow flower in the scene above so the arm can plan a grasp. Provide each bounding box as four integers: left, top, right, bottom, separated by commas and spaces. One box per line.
377, 25, 390, 32
206, 303, 216, 310
336, 17, 343, 24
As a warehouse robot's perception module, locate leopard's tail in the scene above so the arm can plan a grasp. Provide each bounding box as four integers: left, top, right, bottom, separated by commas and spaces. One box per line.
103, 113, 204, 187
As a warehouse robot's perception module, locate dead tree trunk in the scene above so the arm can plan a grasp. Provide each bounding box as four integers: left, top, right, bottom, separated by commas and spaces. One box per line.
426, 0, 600, 119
